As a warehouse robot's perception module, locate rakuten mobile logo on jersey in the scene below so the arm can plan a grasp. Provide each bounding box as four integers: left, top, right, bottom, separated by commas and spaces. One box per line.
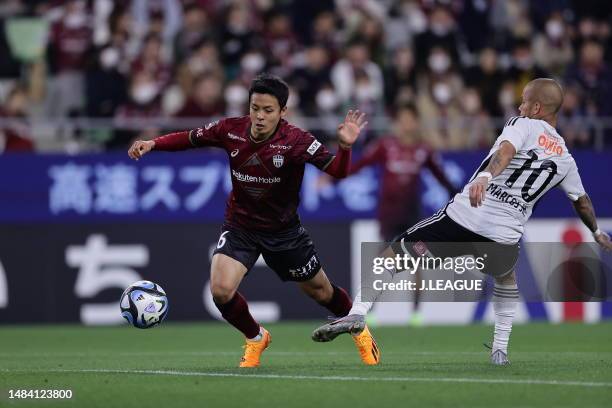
232, 169, 281, 184
538, 133, 563, 156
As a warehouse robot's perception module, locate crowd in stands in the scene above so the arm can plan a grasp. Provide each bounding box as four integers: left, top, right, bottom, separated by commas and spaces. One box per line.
0, 0, 611, 152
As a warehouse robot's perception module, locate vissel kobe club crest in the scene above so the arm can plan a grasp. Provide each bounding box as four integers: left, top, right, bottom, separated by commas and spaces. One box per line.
273, 154, 284, 168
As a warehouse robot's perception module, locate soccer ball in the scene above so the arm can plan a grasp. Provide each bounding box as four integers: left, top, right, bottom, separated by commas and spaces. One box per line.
120, 280, 169, 329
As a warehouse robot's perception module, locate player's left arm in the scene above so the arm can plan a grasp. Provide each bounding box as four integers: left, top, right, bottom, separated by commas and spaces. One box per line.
469, 141, 516, 207
571, 194, 612, 250
425, 150, 458, 195
323, 110, 368, 178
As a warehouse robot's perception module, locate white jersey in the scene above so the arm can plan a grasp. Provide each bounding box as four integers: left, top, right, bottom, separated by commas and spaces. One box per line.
446, 116, 586, 244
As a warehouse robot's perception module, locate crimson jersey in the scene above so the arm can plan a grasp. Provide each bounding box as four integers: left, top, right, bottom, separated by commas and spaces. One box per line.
351, 137, 456, 239
188, 116, 335, 231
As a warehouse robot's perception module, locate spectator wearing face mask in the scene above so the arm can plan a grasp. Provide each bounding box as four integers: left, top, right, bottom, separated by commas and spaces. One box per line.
330, 38, 383, 107
458, 87, 495, 149
413, 5, 463, 71
289, 44, 332, 115
507, 39, 549, 100
533, 12, 574, 77
174, 4, 213, 64
565, 40, 612, 118
463, 47, 506, 116
416, 76, 464, 150
85, 45, 128, 117
110, 72, 162, 149
218, 3, 260, 77
262, 9, 298, 77
45, 0, 93, 118
384, 46, 417, 107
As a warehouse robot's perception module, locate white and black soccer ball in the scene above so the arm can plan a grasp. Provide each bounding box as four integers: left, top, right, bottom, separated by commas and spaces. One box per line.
120, 280, 169, 329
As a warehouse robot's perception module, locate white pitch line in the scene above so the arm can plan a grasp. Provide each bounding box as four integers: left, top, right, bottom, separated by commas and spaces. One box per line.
2, 368, 611, 388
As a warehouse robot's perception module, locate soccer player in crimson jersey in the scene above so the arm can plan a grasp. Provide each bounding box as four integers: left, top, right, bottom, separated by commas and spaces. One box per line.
128, 74, 380, 367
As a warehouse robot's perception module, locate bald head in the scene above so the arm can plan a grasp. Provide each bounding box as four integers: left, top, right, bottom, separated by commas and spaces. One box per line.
525, 78, 564, 115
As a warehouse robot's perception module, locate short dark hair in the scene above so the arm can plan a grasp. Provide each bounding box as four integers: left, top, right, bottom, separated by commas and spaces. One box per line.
248, 73, 289, 109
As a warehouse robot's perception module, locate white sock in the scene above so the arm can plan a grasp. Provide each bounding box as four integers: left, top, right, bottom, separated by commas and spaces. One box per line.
348, 287, 372, 316
348, 266, 396, 316
248, 326, 263, 341
492, 283, 519, 353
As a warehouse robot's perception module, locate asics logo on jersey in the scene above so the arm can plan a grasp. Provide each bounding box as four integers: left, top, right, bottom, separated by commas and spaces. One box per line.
538, 134, 563, 156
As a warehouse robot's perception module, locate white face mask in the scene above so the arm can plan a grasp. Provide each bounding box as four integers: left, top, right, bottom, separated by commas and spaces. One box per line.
463, 94, 480, 113
428, 52, 451, 73
431, 22, 451, 36
316, 89, 338, 111
241, 53, 266, 72
546, 20, 564, 39
432, 83, 452, 104
354, 85, 373, 102
100, 48, 119, 70
499, 89, 514, 107
286, 92, 299, 109
515, 56, 534, 70
225, 85, 248, 105
132, 83, 158, 105
64, 11, 87, 28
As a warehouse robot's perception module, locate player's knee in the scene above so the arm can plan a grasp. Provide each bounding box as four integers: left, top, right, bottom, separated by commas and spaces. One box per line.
210, 281, 236, 304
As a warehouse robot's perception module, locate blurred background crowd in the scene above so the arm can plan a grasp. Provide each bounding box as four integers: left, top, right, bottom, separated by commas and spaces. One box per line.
0, 0, 611, 152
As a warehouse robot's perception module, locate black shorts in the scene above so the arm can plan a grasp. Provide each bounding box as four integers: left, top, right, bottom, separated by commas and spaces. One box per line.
212, 223, 321, 282
392, 210, 520, 278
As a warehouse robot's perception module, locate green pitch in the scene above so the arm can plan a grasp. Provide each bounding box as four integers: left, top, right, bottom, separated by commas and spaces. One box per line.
1, 322, 611, 407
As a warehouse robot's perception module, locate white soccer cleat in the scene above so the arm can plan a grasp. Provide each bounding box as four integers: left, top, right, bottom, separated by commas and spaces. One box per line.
312, 314, 366, 342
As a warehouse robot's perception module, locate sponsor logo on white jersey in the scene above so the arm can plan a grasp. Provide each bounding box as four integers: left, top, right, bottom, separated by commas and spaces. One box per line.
273, 154, 284, 168
307, 140, 321, 155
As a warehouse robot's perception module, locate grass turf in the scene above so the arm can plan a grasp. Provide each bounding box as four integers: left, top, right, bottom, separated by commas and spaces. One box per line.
0, 322, 611, 407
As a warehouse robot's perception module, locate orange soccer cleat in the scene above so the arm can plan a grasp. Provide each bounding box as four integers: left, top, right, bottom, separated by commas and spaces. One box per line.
352, 325, 380, 365
239, 327, 272, 368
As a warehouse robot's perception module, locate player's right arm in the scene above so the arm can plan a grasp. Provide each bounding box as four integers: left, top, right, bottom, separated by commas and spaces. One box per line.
468, 141, 516, 207
128, 120, 225, 161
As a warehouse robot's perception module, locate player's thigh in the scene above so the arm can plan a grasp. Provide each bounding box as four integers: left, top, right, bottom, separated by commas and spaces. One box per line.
210, 253, 249, 295
210, 227, 260, 300
392, 212, 468, 258
261, 226, 322, 282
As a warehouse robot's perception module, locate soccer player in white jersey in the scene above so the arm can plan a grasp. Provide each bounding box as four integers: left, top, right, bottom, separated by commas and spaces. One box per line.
312, 78, 612, 365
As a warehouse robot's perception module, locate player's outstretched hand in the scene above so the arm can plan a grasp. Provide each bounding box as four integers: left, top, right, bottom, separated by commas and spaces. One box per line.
595, 230, 612, 251
128, 140, 155, 161
337, 110, 368, 148
468, 176, 488, 207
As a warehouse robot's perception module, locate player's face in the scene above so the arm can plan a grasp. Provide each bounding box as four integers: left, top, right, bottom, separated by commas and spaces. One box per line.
518, 86, 538, 117
396, 110, 419, 142
249, 93, 286, 140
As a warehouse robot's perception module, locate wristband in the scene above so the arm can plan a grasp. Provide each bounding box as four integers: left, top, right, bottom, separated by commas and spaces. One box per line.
476, 171, 493, 182
593, 228, 603, 238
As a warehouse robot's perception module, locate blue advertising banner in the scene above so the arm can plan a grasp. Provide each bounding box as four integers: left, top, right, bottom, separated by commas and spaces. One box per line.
0, 150, 609, 223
